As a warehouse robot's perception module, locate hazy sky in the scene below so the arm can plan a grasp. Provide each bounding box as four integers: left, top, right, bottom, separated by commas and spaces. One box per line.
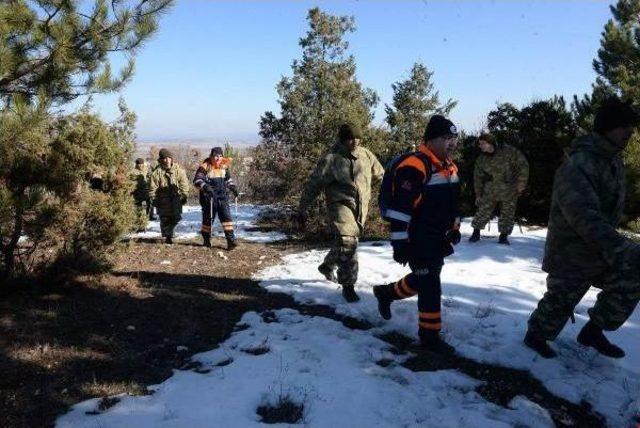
84, 0, 615, 143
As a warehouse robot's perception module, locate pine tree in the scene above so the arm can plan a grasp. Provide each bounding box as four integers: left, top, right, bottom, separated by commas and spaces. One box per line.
593, 0, 640, 101
0, 0, 173, 106
590, 0, 640, 225
384, 62, 456, 160
251, 7, 379, 203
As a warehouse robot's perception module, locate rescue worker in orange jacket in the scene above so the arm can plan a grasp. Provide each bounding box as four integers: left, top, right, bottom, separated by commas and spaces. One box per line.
193, 147, 239, 250
373, 115, 461, 352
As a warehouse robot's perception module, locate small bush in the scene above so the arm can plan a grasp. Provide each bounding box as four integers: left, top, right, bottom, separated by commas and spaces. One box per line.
256, 396, 304, 424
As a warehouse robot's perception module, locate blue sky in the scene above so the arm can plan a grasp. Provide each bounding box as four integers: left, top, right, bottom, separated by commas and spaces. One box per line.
86, 0, 615, 143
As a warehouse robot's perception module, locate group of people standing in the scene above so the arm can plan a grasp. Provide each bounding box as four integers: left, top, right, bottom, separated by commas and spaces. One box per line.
299, 97, 640, 359
131, 147, 238, 248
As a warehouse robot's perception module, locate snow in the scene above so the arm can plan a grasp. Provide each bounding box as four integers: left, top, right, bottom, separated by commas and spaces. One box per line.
257, 220, 640, 426
58, 309, 554, 428
57, 219, 640, 427
127, 204, 288, 243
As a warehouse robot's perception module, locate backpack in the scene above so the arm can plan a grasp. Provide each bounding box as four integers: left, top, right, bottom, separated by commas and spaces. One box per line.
379, 151, 431, 221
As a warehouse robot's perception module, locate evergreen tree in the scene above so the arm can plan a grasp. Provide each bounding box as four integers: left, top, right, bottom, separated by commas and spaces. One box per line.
384, 62, 456, 160
251, 7, 379, 203
593, 0, 640, 101
487, 97, 578, 224
588, 0, 640, 225
0, 0, 172, 106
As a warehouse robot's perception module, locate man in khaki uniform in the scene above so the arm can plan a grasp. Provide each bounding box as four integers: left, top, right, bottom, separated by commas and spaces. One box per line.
149, 149, 191, 244
469, 133, 529, 245
299, 123, 385, 302
131, 158, 151, 231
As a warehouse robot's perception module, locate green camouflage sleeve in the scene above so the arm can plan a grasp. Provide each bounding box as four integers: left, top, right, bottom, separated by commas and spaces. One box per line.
370, 151, 385, 184
148, 170, 159, 200
514, 148, 529, 189
473, 158, 485, 199
177, 167, 191, 198
555, 155, 628, 267
299, 155, 330, 212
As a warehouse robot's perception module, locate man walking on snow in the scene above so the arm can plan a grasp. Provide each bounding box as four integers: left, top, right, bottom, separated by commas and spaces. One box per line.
149, 149, 191, 244
525, 97, 640, 359
373, 115, 461, 352
193, 147, 239, 250
469, 133, 529, 245
298, 123, 385, 303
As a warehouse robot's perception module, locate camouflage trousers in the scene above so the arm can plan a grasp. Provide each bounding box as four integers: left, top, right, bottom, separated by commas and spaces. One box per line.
159, 214, 182, 238
528, 274, 640, 340
471, 193, 518, 235
321, 235, 359, 287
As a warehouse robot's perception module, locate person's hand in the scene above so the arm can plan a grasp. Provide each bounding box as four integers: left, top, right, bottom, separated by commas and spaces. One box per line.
230, 187, 239, 198
391, 241, 410, 266
445, 229, 461, 245
517, 183, 526, 194
180, 195, 187, 205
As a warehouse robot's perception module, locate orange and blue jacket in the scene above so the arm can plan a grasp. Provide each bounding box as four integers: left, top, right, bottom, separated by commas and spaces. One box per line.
387, 144, 460, 261
193, 157, 238, 201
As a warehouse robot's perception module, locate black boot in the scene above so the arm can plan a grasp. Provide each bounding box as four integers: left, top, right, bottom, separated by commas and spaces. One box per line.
164, 236, 173, 245
202, 233, 212, 248
577, 321, 625, 358
524, 330, 557, 359
418, 330, 455, 354
498, 233, 510, 245
341, 284, 360, 303
318, 263, 337, 282
469, 228, 481, 243
373, 284, 394, 320
225, 231, 237, 250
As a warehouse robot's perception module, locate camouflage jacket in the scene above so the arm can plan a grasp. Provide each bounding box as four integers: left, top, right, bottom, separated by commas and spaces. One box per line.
474, 144, 529, 197
130, 168, 150, 203
149, 163, 190, 217
299, 142, 384, 236
542, 133, 639, 278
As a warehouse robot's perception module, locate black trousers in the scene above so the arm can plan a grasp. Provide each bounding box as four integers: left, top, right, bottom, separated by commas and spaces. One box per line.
387, 259, 444, 334
200, 197, 234, 237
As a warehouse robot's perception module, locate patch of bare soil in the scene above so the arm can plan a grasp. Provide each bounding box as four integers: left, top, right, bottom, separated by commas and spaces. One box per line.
0, 237, 296, 428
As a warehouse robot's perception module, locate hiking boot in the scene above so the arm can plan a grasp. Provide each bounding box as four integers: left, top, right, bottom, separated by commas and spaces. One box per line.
373, 285, 393, 320
226, 238, 237, 251
318, 263, 337, 282
523, 330, 557, 359
418, 330, 455, 354
225, 231, 237, 250
577, 321, 625, 358
341, 285, 360, 303
469, 228, 481, 243
498, 233, 510, 245
164, 236, 173, 245
202, 233, 212, 248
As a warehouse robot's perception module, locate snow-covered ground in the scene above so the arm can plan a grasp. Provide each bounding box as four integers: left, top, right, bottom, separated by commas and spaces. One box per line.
128, 204, 287, 243
57, 219, 640, 427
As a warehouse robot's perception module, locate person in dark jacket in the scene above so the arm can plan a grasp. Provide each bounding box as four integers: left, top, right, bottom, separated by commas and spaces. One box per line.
373, 115, 461, 352
525, 97, 640, 359
193, 147, 239, 249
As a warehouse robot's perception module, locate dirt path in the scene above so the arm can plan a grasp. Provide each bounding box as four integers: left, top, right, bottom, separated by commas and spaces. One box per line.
0, 236, 606, 427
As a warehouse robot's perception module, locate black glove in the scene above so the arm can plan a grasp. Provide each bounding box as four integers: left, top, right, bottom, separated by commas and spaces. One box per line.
201, 184, 215, 197
229, 186, 239, 198
391, 241, 410, 266
180, 195, 187, 205
445, 229, 461, 245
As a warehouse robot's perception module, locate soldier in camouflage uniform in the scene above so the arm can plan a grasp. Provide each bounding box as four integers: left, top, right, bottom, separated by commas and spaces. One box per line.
149, 149, 191, 244
131, 158, 151, 231
525, 97, 640, 359
469, 134, 529, 245
298, 123, 385, 303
